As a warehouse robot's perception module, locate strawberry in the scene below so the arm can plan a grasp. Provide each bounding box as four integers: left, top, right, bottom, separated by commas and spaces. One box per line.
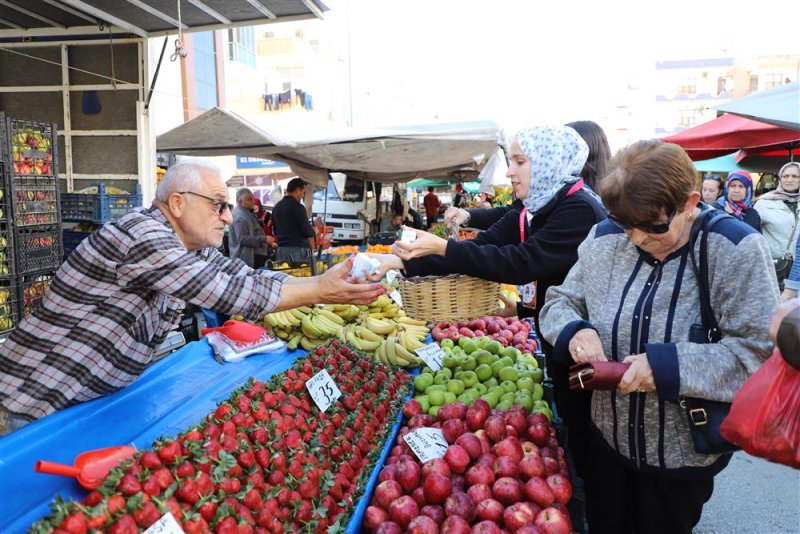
204, 422, 222, 440
108, 514, 138, 534
106, 494, 126, 515
267, 469, 285, 486
175, 477, 200, 504
183, 429, 203, 443
141, 475, 161, 496
60, 512, 87, 534
221, 421, 237, 435
255, 449, 271, 468
242, 488, 262, 510
117, 473, 141, 496
237, 521, 254, 534
278, 404, 295, 416
198, 500, 218, 522
153, 467, 173, 489
219, 477, 241, 495
176, 460, 195, 478
284, 430, 302, 449
214, 516, 238, 534
236, 395, 251, 413
237, 449, 255, 469
133, 502, 160, 528
182, 516, 209, 534
86, 511, 109, 531
83, 490, 103, 506
195, 471, 214, 495
214, 404, 233, 420
139, 451, 162, 469
157, 440, 182, 465
246, 470, 265, 491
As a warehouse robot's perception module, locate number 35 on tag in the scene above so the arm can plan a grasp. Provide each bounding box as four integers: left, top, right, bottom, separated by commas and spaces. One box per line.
306, 369, 342, 412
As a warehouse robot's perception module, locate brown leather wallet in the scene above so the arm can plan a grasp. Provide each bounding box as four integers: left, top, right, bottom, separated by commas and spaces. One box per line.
568, 361, 631, 391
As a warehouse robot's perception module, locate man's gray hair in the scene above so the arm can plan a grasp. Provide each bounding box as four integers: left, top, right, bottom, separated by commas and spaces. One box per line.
236, 187, 254, 203
155, 160, 222, 201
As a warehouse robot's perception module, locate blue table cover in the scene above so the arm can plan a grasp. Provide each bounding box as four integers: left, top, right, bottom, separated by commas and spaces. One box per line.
0, 341, 302, 533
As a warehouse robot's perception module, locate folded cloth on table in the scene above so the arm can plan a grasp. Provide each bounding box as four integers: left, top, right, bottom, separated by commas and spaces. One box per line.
568, 361, 631, 391
205, 331, 286, 363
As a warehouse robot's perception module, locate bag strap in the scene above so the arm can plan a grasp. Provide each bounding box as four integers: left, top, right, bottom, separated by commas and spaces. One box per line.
688, 207, 728, 342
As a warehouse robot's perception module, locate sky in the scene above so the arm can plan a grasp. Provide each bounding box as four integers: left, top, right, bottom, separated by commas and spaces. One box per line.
320, 0, 798, 134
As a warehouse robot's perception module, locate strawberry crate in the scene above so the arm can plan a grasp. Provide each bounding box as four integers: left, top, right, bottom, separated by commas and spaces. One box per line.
17, 271, 55, 318
10, 175, 60, 227
0, 114, 57, 178
61, 183, 142, 224
0, 277, 19, 336
14, 226, 62, 275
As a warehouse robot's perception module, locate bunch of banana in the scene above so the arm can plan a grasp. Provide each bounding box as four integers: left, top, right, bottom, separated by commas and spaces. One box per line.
340, 323, 383, 352
325, 304, 361, 322
262, 306, 310, 339
374, 336, 423, 368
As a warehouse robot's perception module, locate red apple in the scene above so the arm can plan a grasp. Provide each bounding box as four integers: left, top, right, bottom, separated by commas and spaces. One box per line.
519, 455, 546, 480
420, 504, 446, 525
396, 461, 422, 492
438, 402, 468, 422
363, 505, 389, 532
476, 452, 497, 468
375, 522, 403, 534
527, 413, 549, 427
444, 491, 476, 522
470, 520, 503, 534
473, 430, 492, 453
493, 455, 521, 479
546, 474, 572, 504
465, 463, 495, 487
388, 496, 419, 530
379, 464, 399, 482
493, 436, 524, 461
407, 515, 439, 534
527, 422, 550, 447
410, 414, 435, 429
466, 483, 493, 506
450, 473, 466, 493
375, 479, 403, 510
422, 458, 452, 479
484, 415, 507, 443
542, 457, 560, 476
441, 515, 471, 534
423, 472, 453, 505
403, 399, 424, 418
492, 476, 523, 506
524, 477, 554, 508
411, 487, 427, 508
465, 399, 491, 431
534, 506, 571, 534
455, 433, 482, 459
444, 445, 470, 474
504, 501, 538, 532
515, 526, 543, 534
522, 442, 540, 456
442, 419, 467, 444
475, 498, 505, 522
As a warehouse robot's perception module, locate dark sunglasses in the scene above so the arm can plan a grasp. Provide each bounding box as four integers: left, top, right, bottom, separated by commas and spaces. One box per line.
179, 191, 233, 215
608, 208, 677, 234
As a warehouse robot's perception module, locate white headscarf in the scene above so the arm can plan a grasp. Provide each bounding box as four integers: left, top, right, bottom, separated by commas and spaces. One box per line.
517, 126, 590, 214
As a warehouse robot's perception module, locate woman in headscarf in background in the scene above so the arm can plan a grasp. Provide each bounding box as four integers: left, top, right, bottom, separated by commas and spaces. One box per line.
714, 171, 761, 230
755, 162, 800, 289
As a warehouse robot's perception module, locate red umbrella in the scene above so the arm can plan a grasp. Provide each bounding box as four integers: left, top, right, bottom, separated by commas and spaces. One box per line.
662, 113, 800, 161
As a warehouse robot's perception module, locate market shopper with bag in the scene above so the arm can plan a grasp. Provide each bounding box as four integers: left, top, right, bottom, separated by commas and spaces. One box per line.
539, 139, 778, 533
754, 161, 800, 288
0, 161, 384, 436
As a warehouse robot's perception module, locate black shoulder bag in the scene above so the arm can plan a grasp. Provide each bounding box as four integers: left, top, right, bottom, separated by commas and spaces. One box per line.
682, 208, 739, 455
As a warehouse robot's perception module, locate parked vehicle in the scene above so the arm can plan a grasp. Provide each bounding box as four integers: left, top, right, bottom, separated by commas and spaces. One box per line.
312, 173, 377, 243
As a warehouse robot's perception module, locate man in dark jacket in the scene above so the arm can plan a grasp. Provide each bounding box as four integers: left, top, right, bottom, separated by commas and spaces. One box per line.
271, 178, 316, 269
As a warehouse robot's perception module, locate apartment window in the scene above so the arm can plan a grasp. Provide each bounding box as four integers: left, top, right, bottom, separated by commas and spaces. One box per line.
192, 31, 217, 110
717, 76, 733, 95
765, 73, 782, 89
749, 75, 759, 93
263, 31, 274, 39
678, 109, 697, 128
228, 26, 256, 68
677, 77, 696, 95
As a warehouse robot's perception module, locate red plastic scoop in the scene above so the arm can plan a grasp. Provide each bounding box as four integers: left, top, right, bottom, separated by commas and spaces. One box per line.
201, 320, 265, 343
35, 445, 137, 489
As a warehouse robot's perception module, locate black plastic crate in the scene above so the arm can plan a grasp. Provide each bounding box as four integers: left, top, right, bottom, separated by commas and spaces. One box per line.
14, 226, 62, 275
0, 160, 11, 223
0, 114, 57, 179
17, 271, 55, 318
0, 221, 15, 278
10, 175, 60, 227
61, 183, 142, 224
0, 277, 19, 336
62, 228, 93, 260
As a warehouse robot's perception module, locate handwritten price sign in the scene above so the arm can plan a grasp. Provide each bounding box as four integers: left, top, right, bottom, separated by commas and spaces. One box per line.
306, 369, 342, 413
415, 343, 445, 371
144, 513, 183, 534
404, 427, 449, 463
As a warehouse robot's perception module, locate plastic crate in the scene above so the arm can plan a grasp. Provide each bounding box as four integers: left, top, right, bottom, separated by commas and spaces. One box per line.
0, 277, 19, 336
61, 183, 142, 224
17, 271, 54, 318
0, 222, 15, 277
14, 227, 62, 275
62, 228, 93, 260
0, 161, 11, 223
10, 175, 60, 227
0, 114, 57, 178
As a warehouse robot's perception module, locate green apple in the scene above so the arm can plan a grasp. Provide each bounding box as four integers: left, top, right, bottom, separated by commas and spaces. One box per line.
457, 393, 474, 405
461, 355, 477, 371
500, 346, 522, 362
516, 376, 535, 393
429, 405, 440, 418
461, 370, 479, 388
532, 383, 544, 400
472, 383, 487, 395
481, 392, 500, 408
501, 380, 517, 393
514, 393, 533, 412
473, 349, 494, 366
489, 385, 506, 397
475, 363, 493, 382
460, 338, 478, 354
440, 338, 454, 349
533, 399, 549, 412
414, 373, 434, 392
433, 373, 448, 385
428, 389, 446, 406
425, 384, 446, 394
485, 339, 503, 355
415, 395, 431, 413
498, 366, 519, 382
437, 368, 453, 379
443, 354, 459, 369
422, 365, 434, 374
497, 399, 514, 411
443, 392, 457, 404
483, 377, 498, 389
531, 368, 544, 384
447, 379, 465, 395
476, 336, 490, 350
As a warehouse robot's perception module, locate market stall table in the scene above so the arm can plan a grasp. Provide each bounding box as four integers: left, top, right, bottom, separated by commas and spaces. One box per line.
0, 340, 304, 532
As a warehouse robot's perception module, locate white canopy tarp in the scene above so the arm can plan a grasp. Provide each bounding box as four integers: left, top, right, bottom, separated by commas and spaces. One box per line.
156, 107, 502, 188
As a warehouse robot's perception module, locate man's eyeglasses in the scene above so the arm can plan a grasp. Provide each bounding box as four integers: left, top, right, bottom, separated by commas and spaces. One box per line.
607, 209, 677, 234
179, 191, 232, 215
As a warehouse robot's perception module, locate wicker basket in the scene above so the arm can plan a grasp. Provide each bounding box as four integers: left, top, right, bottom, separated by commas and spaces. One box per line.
398, 273, 501, 323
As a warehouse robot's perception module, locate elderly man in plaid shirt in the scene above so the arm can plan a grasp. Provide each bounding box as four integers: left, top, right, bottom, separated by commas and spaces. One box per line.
0, 160, 383, 435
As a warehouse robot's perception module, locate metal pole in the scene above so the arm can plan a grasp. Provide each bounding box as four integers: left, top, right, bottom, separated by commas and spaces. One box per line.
145, 37, 168, 110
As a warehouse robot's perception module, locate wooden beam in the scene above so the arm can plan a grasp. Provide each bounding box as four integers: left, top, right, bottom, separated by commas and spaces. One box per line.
0, 0, 66, 28
122, 0, 187, 30
186, 0, 231, 25
244, 0, 276, 19
59, 0, 148, 37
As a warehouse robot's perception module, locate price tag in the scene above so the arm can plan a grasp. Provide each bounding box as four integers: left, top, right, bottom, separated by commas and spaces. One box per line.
400, 229, 417, 244
415, 343, 444, 371
404, 427, 449, 463
386, 269, 400, 285
144, 513, 183, 534
389, 289, 403, 306
306, 369, 342, 412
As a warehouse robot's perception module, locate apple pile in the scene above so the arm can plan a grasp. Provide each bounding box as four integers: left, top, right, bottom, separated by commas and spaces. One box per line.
432, 317, 539, 355
363, 400, 573, 534
10, 126, 54, 176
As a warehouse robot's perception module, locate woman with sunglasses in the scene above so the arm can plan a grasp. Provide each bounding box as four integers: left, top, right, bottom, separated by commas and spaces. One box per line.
754, 162, 800, 288
539, 139, 778, 534
713, 171, 761, 230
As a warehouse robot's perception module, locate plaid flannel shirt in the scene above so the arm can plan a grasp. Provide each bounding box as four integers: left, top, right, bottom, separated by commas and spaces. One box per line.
0, 206, 290, 420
